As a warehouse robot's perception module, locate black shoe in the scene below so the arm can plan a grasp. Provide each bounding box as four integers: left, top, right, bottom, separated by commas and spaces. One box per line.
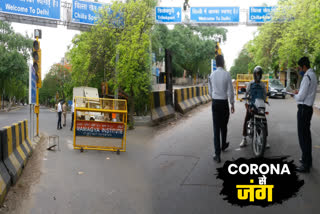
222, 142, 230, 152
299, 159, 312, 167
296, 165, 310, 173
213, 155, 221, 163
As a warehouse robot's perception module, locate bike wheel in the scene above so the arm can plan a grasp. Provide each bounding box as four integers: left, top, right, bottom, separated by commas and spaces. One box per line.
252, 123, 267, 157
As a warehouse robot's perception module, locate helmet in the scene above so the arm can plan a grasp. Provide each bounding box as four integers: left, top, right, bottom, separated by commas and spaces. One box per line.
253, 66, 263, 82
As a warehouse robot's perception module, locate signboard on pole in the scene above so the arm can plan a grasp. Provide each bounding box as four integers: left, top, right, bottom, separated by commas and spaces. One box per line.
72, 0, 104, 25
0, 0, 60, 20
190, 7, 239, 23
249, 7, 276, 23
211, 59, 217, 72
72, 0, 123, 26
29, 65, 36, 105
155, 7, 182, 23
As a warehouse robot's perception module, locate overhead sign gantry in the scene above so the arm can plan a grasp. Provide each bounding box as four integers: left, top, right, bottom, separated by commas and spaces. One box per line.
0, 0, 60, 20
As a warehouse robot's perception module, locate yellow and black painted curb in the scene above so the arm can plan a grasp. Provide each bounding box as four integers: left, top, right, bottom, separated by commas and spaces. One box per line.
1, 120, 33, 185
150, 90, 175, 121
199, 86, 211, 104
0, 120, 33, 205
0, 130, 11, 206
175, 86, 211, 114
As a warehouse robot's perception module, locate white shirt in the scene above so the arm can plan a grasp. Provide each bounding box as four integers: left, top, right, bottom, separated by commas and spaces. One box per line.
71, 103, 74, 113
208, 67, 234, 104
294, 68, 318, 106
57, 102, 62, 112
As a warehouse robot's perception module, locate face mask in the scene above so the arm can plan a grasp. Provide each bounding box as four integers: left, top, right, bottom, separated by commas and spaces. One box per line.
299, 71, 304, 77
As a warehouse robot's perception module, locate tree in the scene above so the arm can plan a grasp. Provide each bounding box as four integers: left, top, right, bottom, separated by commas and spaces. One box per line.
151, 24, 227, 77
68, 0, 156, 128
246, 0, 320, 87
39, 63, 72, 106
230, 48, 253, 79
0, 21, 32, 108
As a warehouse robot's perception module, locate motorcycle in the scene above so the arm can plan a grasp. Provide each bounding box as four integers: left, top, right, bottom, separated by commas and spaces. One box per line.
241, 97, 269, 157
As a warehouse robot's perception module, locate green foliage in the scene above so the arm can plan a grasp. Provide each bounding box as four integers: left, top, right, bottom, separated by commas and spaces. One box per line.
247, 0, 320, 78
68, 0, 155, 123
151, 24, 227, 77
0, 21, 32, 103
230, 48, 252, 79
39, 64, 72, 105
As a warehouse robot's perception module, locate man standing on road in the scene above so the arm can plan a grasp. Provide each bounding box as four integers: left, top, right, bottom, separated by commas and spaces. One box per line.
70, 100, 74, 131
57, 101, 62, 130
208, 55, 235, 163
62, 101, 67, 127
291, 56, 318, 173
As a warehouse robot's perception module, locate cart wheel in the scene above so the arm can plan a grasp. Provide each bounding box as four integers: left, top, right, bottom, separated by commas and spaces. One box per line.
116, 149, 120, 155
80, 148, 84, 153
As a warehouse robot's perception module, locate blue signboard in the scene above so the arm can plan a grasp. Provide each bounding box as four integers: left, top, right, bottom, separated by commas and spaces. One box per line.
29, 66, 36, 105
0, 0, 60, 20
72, 0, 123, 26
72, 0, 104, 25
249, 7, 276, 23
190, 7, 239, 23
156, 7, 182, 23
212, 59, 217, 72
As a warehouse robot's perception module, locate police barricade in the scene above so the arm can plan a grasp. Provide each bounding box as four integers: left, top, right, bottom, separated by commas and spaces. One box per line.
150, 90, 175, 121
236, 74, 269, 101
73, 97, 128, 153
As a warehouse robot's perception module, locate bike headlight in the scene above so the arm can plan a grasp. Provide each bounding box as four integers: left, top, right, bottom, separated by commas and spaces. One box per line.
258, 108, 265, 114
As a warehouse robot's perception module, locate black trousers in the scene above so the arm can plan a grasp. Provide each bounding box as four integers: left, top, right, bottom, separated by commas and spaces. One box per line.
212, 99, 230, 156
297, 104, 313, 168
57, 112, 62, 129
71, 112, 74, 130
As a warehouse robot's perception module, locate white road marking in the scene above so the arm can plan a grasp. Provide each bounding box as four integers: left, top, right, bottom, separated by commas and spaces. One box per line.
67, 139, 73, 150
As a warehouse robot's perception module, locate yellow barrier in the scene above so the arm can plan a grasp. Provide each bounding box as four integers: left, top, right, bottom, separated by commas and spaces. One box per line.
236, 74, 269, 101
73, 97, 128, 154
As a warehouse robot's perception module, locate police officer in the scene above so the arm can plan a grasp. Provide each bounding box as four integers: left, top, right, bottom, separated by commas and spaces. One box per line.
291, 56, 318, 173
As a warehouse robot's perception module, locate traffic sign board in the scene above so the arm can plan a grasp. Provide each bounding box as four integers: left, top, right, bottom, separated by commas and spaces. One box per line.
211, 59, 217, 72
156, 7, 182, 23
190, 7, 239, 23
29, 65, 36, 105
72, 0, 104, 25
249, 7, 276, 23
0, 0, 60, 20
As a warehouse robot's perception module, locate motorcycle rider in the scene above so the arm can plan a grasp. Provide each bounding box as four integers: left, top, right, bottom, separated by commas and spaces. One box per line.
240, 66, 269, 147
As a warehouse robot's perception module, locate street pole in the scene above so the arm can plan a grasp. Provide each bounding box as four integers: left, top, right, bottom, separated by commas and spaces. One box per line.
35, 36, 40, 137
30, 104, 32, 140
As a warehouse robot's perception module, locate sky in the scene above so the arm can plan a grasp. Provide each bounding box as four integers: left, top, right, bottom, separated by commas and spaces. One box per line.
9, 0, 278, 79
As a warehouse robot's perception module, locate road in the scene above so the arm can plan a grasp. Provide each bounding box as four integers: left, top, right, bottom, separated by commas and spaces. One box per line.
0, 97, 320, 213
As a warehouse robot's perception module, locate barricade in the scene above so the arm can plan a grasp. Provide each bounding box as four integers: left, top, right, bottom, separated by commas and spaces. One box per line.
150, 90, 175, 121
1, 120, 33, 185
74, 97, 128, 153
198, 86, 211, 104
0, 130, 11, 205
174, 87, 200, 114
20, 120, 33, 154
